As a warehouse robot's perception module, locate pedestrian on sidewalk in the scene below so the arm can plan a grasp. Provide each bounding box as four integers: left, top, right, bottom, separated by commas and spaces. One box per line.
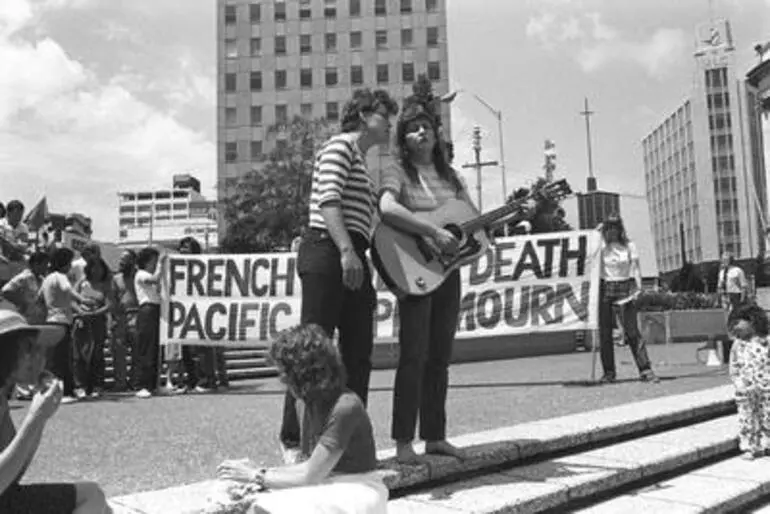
596, 215, 659, 384
727, 303, 770, 460
718, 252, 749, 365
0, 310, 111, 513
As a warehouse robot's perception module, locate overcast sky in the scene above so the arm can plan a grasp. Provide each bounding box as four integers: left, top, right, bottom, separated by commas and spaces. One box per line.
1, 0, 769, 274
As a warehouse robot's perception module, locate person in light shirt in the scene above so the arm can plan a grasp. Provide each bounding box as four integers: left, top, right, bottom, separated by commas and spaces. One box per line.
718, 251, 749, 364
0, 200, 30, 264
597, 215, 659, 384
133, 247, 167, 399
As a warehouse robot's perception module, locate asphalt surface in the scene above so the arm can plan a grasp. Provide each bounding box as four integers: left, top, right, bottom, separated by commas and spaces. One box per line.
11, 342, 729, 496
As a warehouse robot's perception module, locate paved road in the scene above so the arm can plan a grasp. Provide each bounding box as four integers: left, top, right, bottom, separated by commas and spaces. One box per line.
12, 342, 729, 496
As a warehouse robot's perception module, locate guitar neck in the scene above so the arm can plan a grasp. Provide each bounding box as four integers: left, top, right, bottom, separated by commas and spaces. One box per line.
459, 201, 525, 233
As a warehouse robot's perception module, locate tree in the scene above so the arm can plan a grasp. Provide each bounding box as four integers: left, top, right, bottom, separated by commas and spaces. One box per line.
220, 116, 336, 253
503, 177, 573, 235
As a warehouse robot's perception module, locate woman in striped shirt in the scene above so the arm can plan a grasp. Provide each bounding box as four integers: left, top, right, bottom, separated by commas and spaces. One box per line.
279, 88, 398, 464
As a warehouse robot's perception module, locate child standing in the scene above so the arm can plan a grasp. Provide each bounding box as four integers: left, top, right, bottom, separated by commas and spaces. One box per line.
728, 303, 770, 460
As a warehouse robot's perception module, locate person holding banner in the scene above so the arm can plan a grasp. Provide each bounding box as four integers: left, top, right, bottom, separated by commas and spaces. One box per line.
280, 88, 398, 464
597, 215, 659, 384
215, 324, 387, 514
134, 247, 167, 399
378, 85, 475, 463
110, 250, 138, 392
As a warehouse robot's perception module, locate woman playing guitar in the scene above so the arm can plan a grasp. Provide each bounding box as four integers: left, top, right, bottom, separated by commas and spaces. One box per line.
378, 82, 476, 463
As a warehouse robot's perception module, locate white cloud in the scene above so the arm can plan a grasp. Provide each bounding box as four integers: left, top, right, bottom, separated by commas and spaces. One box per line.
0, 0, 215, 240
526, 10, 686, 78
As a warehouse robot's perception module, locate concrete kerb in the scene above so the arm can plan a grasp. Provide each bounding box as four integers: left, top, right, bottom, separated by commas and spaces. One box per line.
109, 386, 735, 513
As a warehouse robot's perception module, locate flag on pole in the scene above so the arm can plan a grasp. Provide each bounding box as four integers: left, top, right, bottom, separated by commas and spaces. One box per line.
24, 196, 48, 232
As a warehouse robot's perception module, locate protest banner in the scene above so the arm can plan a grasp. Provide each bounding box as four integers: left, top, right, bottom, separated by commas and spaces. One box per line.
160, 229, 602, 347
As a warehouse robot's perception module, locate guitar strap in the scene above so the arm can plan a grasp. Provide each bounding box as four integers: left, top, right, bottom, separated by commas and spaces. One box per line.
416, 167, 438, 206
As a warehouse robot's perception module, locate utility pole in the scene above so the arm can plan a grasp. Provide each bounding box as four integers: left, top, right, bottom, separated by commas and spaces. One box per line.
461, 125, 498, 212
544, 139, 556, 182
580, 98, 596, 192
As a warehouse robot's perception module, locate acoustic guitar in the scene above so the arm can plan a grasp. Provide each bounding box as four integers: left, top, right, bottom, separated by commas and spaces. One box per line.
371, 179, 572, 298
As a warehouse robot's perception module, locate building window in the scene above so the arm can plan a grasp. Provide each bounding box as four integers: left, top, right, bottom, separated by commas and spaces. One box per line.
275, 36, 286, 55
377, 64, 389, 84
299, 0, 311, 19
402, 62, 415, 83
427, 27, 439, 47
301, 103, 313, 118
325, 33, 337, 52
249, 3, 261, 23
300, 34, 311, 54
375, 0, 386, 15
225, 142, 237, 163
326, 102, 339, 121
250, 37, 261, 55
250, 71, 262, 91
325, 67, 338, 86
426, 0, 438, 11
250, 105, 262, 125
401, 28, 413, 47
350, 31, 362, 49
376, 30, 387, 49
225, 73, 236, 92
225, 107, 237, 126
275, 104, 288, 123
225, 38, 238, 59
324, 6, 336, 18
251, 140, 263, 159
351, 65, 363, 85
275, 70, 287, 89
400, 0, 412, 13
300, 68, 313, 88
274, 1, 286, 21
428, 61, 440, 81
225, 5, 236, 24
349, 0, 360, 16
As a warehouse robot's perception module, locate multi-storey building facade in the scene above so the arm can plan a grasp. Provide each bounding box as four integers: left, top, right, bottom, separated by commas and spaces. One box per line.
117, 174, 218, 251
216, 0, 451, 234
642, 19, 766, 274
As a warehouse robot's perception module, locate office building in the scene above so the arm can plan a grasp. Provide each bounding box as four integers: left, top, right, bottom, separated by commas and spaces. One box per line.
642, 19, 766, 274
117, 174, 218, 251
216, 0, 451, 234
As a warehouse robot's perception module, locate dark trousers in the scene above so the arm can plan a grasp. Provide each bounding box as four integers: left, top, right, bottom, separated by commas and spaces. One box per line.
47, 323, 74, 396
279, 230, 376, 448
181, 346, 217, 389
72, 314, 107, 393
723, 293, 743, 364
112, 310, 137, 389
599, 280, 652, 377
391, 270, 461, 443
135, 303, 160, 391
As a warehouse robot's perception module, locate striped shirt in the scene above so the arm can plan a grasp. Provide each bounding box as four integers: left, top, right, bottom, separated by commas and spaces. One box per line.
308, 134, 375, 239
380, 162, 462, 212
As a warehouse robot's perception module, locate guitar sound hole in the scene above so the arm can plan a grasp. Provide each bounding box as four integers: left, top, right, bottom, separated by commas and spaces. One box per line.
443, 224, 464, 242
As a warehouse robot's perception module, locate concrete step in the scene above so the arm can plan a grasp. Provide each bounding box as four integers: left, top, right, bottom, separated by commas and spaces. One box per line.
387, 415, 739, 513
108, 386, 735, 514
225, 357, 270, 370
226, 367, 278, 380
573, 453, 770, 514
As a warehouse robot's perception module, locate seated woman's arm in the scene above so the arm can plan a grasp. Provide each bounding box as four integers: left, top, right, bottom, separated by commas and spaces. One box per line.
0, 400, 47, 495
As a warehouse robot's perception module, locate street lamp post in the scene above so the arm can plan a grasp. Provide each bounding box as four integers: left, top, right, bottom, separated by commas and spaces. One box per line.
470, 93, 507, 203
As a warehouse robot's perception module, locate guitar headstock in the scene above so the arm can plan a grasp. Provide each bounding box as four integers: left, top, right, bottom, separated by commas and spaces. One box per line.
531, 178, 572, 202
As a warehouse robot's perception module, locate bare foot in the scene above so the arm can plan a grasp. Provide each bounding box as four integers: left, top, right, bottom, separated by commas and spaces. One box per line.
425, 440, 467, 460
395, 442, 423, 464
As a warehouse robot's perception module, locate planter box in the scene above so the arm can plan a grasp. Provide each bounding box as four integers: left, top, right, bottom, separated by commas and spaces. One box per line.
637, 309, 728, 344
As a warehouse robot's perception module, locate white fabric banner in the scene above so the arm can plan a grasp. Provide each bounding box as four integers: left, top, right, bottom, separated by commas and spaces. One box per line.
160, 230, 601, 347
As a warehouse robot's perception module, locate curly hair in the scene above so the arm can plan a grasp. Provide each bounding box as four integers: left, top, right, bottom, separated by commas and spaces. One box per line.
178, 236, 202, 255
136, 247, 160, 270
728, 303, 769, 337
339, 88, 399, 133
268, 324, 346, 403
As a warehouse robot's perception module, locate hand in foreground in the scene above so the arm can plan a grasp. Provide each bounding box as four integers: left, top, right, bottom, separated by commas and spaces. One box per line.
432, 228, 459, 254
28, 378, 63, 422
217, 459, 259, 483
340, 248, 364, 290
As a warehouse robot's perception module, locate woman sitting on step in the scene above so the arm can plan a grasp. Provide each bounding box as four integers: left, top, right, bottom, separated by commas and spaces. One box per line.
214, 324, 387, 514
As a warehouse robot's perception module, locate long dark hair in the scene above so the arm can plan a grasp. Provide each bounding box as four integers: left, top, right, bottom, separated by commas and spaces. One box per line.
395, 112, 462, 192
601, 215, 629, 246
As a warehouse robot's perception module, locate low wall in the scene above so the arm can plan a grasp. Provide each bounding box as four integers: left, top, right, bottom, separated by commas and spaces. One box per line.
371, 330, 579, 369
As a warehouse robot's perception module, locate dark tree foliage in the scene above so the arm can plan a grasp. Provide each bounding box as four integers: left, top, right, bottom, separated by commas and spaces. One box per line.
220, 116, 335, 253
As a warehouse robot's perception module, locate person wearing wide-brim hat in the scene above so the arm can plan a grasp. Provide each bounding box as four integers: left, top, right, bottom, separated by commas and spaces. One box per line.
0, 310, 111, 513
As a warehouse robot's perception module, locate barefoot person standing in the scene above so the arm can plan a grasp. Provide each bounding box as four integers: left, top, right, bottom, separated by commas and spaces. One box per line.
279, 88, 398, 464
